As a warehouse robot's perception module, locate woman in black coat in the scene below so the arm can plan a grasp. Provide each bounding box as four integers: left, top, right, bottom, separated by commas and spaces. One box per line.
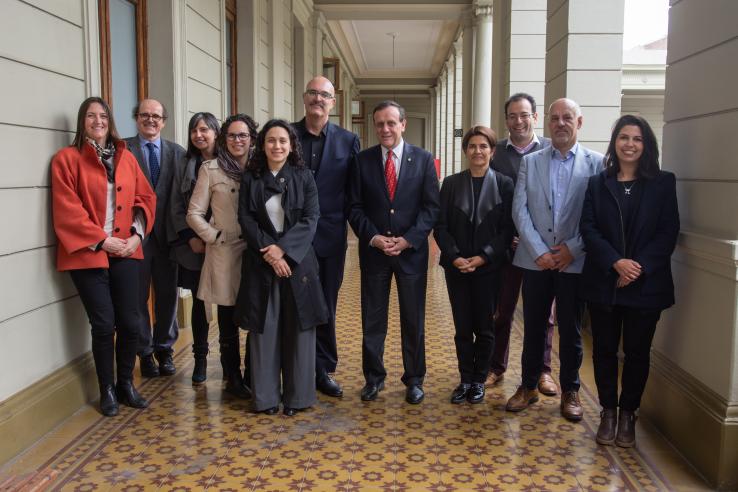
434, 126, 514, 405
580, 114, 679, 448
236, 119, 327, 416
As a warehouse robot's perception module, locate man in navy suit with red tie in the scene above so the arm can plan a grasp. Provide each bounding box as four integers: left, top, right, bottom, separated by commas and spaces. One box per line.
294, 77, 360, 398
348, 101, 440, 404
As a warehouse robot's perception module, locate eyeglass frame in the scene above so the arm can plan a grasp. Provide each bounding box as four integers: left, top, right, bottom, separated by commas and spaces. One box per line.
135, 112, 166, 122
304, 89, 335, 100
505, 112, 534, 122
225, 132, 254, 142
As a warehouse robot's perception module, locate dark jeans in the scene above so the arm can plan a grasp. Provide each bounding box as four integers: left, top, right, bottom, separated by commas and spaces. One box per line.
315, 251, 346, 376
138, 234, 179, 356
361, 259, 427, 387
521, 269, 583, 392
70, 258, 141, 387
589, 303, 661, 411
180, 267, 210, 358
445, 269, 498, 384
491, 263, 554, 375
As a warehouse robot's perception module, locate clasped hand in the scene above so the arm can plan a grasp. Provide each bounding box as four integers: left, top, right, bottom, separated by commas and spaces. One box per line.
372, 235, 410, 256
102, 235, 140, 257
452, 255, 486, 273
613, 258, 642, 288
535, 243, 573, 271
261, 244, 292, 278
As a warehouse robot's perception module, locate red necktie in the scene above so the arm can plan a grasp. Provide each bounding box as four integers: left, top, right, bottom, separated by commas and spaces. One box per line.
385, 150, 397, 200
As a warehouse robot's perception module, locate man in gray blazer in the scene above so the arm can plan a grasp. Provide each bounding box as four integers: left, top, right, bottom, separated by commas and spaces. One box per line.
125, 99, 185, 378
505, 98, 603, 421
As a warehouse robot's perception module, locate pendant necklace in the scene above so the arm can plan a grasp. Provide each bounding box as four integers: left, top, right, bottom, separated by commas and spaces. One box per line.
622, 181, 636, 195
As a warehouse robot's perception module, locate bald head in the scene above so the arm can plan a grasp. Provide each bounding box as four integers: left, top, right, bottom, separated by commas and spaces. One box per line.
303, 77, 336, 126
547, 98, 583, 153
134, 98, 167, 141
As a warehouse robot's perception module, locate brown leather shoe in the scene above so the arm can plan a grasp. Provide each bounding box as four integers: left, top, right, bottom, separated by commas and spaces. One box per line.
485, 372, 504, 388
537, 372, 558, 396
616, 409, 637, 447
596, 409, 617, 445
505, 386, 539, 412
560, 390, 583, 421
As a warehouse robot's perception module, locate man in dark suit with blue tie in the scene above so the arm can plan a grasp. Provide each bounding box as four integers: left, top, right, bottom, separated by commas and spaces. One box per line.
293, 77, 360, 398
125, 99, 185, 378
348, 101, 440, 404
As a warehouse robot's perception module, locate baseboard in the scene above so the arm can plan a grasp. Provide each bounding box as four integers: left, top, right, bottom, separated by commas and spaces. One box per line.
641, 349, 738, 490
0, 352, 97, 467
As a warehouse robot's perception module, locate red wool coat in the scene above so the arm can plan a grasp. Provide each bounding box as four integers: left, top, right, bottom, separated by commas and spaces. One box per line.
51, 141, 156, 271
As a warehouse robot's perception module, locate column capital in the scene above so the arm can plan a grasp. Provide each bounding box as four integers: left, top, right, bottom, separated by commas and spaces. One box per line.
311, 11, 327, 32
473, 1, 493, 20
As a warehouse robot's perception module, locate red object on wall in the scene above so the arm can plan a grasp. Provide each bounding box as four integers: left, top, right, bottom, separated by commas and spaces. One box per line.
434, 158, 441, 179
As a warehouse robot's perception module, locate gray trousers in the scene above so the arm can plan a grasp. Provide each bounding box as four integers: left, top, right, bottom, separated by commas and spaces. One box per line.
250, 278, 317, 411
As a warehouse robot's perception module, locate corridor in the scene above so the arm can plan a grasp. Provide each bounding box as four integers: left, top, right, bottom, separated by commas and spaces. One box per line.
0, 237, 709, 491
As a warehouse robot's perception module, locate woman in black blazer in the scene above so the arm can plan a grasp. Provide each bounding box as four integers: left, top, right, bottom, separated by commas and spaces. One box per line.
434, 126, 514, 405
580, 115, 679, 448
236, 119, 327, 416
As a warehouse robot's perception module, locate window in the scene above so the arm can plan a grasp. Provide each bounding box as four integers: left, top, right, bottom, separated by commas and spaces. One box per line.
99, 0, 147, 138
225, 0, 237, 115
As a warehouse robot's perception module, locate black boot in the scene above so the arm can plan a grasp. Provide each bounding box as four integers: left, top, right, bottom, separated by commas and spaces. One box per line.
224, 372, 252, 399
221, 338, 250, 399
192, 357, 207, 384
116, 380, 149, 408
616, 409, 637, 447
99, 384, 119, 417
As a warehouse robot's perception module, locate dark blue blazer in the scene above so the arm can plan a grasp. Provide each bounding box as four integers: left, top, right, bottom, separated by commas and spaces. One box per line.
348, 142, 440, 275
579, 170, 680, 309
295, 119, 360, 258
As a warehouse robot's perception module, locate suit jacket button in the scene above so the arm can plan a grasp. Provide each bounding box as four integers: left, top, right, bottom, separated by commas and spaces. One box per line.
114, 227, 120, 233
390, 209, 395, 214
116, 205, 122, 211
117, 186, 122, 191
279, 177, 285, 183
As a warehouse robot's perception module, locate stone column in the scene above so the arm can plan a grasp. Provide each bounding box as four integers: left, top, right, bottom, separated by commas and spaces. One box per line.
472, 1, 493, 126
439, 73, 447, 177
445, 60, 455, 178
453, 42, 464, 172
461, 10, 474, 133
639, 1, 738, 489
544, 0, 624, 153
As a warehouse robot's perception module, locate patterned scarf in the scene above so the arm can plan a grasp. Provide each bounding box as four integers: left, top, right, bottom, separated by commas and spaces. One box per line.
87, 138, 116, 182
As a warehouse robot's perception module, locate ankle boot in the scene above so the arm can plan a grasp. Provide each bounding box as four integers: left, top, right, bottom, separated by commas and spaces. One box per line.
99, 384, 119, 417
116, 380, 149, 408
224, 372, 251, 399
616, 409, 637, 447
596, 408, 617, 445
192, 357, 207, 384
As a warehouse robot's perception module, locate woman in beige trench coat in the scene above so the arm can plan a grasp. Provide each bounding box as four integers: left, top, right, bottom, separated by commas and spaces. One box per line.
187, 113, 259, 398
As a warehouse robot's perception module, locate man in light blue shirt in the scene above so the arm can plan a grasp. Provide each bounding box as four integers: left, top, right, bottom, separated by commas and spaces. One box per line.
506, 98, 604, 422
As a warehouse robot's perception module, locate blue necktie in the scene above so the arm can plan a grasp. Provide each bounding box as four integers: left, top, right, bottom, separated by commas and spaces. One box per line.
146, 142, 160, 187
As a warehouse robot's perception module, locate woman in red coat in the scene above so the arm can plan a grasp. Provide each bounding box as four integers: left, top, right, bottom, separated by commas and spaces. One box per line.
51, 97, 156, 417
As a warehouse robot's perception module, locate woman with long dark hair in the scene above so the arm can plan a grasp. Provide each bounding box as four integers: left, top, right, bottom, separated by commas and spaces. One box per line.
51, 97, 156, 416
580, 114, 679, 447
236, 119, 327, 416
169, 112, 219, 383
187, 113, 258, 398
434, 126, 514, 405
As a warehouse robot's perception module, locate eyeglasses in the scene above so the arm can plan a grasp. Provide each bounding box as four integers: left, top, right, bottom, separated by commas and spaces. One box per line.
226, 133, 252, 141
506, 113, 533, 121
305, 89, 334, 99
137, 113, 165, 122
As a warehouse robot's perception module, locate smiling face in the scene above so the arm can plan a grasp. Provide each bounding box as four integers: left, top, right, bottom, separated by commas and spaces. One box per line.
190, 119, 217, 157
225, 121, 251, 162
303, 77, 335, 122
547, 99, 582, 153
135, 99, 166, 141
373, 105, 406, 149
264, 126, 292, 168
505, 98, 537, 146
84, 102, 109, 146
615, 124, 644, 167
465, 135, 495, 171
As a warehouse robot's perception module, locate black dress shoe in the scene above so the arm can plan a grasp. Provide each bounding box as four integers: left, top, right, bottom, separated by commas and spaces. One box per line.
316, 373, 343, 397
192, 357, 207, 384
99, 385, 119, 417
283, 407, 298, 416
263, 406, 279, 415
116, 381, 149, 408
450, 383, 471, 404
406, 385, 424, 405
467, 383, 485, 404
140, 354, 159, 378
360, 381, 385, 401
156, 351, 176, 376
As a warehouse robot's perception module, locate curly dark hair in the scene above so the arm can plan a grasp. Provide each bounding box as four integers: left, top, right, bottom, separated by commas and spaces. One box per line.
247, 119, 304, 175
215, 113, 259, 182
604, 114, 660, 179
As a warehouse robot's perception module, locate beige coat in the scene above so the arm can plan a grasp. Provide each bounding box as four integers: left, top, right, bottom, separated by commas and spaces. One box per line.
186, 160, 246, 305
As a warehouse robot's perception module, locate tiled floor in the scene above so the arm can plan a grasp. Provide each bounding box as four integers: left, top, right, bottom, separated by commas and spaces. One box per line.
1, 237, 712, 491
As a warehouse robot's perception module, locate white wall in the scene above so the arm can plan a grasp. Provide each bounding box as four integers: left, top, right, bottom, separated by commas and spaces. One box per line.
0, 0, 98, 402
186, 0, 225, 120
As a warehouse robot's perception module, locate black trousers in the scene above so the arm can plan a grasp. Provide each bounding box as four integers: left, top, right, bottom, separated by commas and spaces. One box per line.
70, 258, 141, 387
521, 269, 583, 392
589, 303, 661, 411
445, 269, 498, 384
138, 234, 179, 356
217, 305, 241, 377
315, 251, 346, 376
180, 267, 210, 358
361, 258, 427, 386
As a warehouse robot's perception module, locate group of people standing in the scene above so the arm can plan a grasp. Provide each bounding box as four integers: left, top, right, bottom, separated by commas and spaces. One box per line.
51, 78, 678, 448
